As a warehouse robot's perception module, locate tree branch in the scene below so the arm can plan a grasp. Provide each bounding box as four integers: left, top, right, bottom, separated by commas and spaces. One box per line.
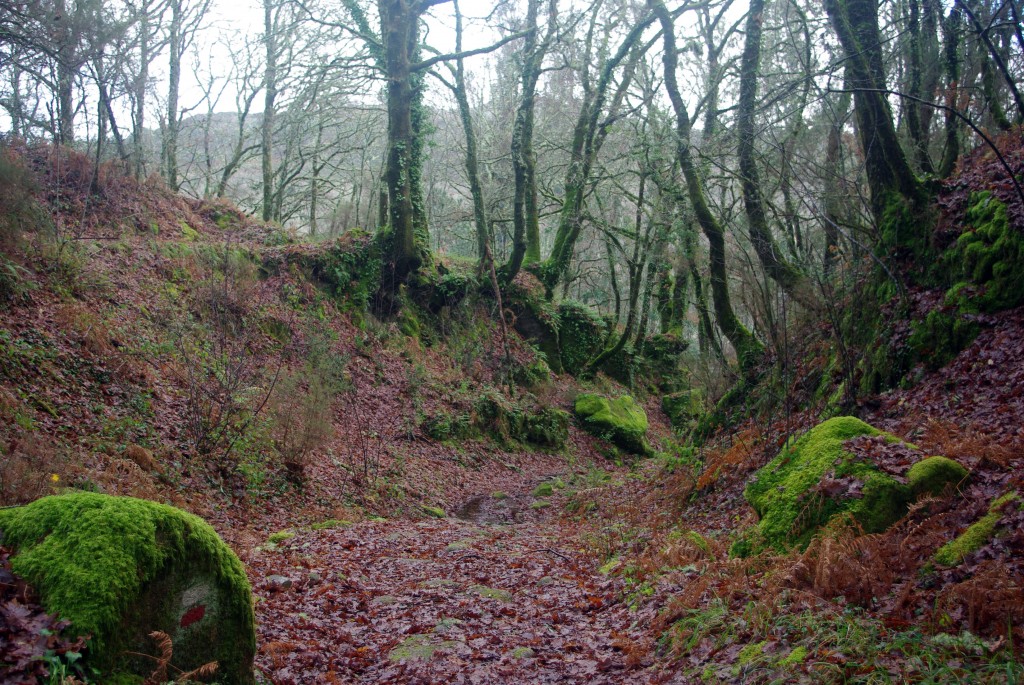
412, 29, 531, 72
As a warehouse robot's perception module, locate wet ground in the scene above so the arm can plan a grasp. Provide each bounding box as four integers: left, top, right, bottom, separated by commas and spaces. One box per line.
245, 487, 669, 684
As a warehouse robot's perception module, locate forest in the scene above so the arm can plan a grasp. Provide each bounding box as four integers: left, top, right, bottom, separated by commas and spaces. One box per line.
0, 0, 1023, 682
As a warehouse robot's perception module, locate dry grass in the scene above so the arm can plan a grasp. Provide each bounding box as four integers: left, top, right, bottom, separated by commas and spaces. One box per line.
696, 427, 764, 490
916, 418, 1018, 468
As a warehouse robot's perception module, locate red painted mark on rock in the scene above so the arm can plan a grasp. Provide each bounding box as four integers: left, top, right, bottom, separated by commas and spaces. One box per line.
180, 604, 206, 628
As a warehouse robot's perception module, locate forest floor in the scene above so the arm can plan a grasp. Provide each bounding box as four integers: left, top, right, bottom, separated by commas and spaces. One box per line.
1, 141, 1022, 683
243, 483, 669, 684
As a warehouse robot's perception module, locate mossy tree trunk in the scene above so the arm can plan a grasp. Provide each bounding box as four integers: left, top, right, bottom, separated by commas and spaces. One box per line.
905, 0, 935, 174
588, 165, 653, 373
823, 85, 852, 274
261, 0, 279, 222
960, 0, 1024, 127
504, 0, 554, 282
824, 0, 932, 259
938, 6, 962, 178
540, 7, 652, 296
380, 0, 427, 282
650, 0, 764, 377
437, 0, 490, 264
737, 0, 815, 310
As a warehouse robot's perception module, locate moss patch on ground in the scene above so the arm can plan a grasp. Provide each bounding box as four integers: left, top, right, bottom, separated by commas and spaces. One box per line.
935, 491, 1019, 566
0, 493, 255, 684
422, 506, 446, 519
574, 393, 650, 455
744, 417, 912, 551
388, 634, 457, 662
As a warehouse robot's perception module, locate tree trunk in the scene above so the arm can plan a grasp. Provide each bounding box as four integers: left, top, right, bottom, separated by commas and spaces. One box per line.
905, 0, 934, 173
261, 0, 278, 222
650, 0, 763, 376
450, 0, 489, 264
380, 0, 424, 281
823, 86, 852, 274
737, 0, 815, 309
164, 0, 182, 190
938, 7, 962, 178
824, 0, 929, 253
542, 11, 650, 295
133, 0, 151, 179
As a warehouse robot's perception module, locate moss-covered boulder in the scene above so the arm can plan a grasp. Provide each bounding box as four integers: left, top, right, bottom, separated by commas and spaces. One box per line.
744, 417, 912, 550
523, 407, 570, 449
907, 456, 968, 497
662, 389, 703, 431
556, 301, 607, 375
0, 493, 255, 684
574, 393, 650, 455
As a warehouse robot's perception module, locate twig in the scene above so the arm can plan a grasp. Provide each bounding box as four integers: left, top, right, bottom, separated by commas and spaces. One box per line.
521, 547, 574, 563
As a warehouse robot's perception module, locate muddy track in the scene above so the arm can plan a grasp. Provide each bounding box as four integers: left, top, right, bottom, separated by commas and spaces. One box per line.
245, 490, 669, 684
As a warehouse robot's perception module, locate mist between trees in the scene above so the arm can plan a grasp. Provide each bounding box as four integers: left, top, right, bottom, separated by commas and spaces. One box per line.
2, 0, 1022, 371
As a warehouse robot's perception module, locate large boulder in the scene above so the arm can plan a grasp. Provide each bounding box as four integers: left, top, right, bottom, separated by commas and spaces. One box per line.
743, 417, 967, 551
0, 493, 255, 684
574, 393, 651, 455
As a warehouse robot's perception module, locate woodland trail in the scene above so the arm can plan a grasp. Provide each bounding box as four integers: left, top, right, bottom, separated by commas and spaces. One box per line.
245, 487, 669, 684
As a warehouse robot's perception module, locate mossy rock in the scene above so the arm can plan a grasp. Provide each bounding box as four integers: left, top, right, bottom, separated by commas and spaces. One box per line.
532, 482, 554, 497
0, 493, 255, 684
422, 411, 473, 441
934, 491, 1019, 566
574, 393, 650, 455
505, 275, 563, 373
744, 417, 913, 551
422, 506, 446, 519
556, 301, 607, 375
662, 389, 703, 430
954, 192, 1024, 311
907, 456, 968, 498
523, 407, 570, 449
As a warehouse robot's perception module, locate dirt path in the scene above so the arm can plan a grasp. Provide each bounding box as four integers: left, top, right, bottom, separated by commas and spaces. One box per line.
245, 490, 666, 684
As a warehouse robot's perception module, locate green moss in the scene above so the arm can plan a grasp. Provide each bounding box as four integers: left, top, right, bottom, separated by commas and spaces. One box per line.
491, 491, 508, 500
907, 456, 968, 498
780, 646, 808, 665
266, 530, 295, 544
530, 500, 551, 510
511, 646, 535, 659
662, 389, 703, 430
745, 417, 913, 550
532, 482, 554, 497
738, 641, 767, 665
311, 519, 352, 530
523, 407, 570, 449
0, 493, 255, 683
397, 308, 421, 338
908, 307, 981, 370
179, 221, 200, 241
556, 301, 606, 375
389, 634, 456, 662
422, 411, 473, 441
504, 276, 563, 373
935, 491, 1018, 566
729, 526, 767, 559
422, 505, 446, 518
955, 192, 1024, 311
298, 231, 383, 313
574, 393, 651, 455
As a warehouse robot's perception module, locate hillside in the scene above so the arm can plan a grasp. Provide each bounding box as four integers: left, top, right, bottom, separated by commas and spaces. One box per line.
1, 140, 1022, 683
